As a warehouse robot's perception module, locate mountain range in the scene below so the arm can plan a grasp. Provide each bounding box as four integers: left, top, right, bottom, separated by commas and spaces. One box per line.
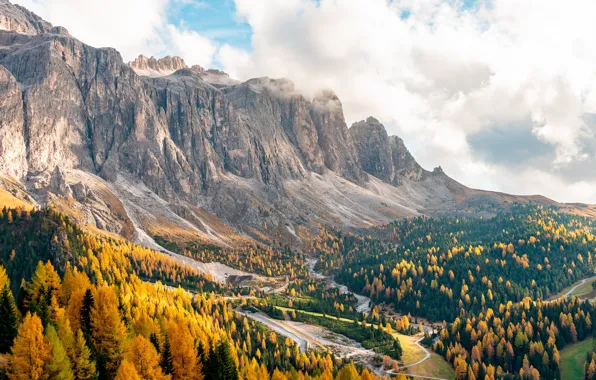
0, 0, 593, 255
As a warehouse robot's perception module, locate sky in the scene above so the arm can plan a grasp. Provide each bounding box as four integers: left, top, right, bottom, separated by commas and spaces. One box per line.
13, 0, 596, 204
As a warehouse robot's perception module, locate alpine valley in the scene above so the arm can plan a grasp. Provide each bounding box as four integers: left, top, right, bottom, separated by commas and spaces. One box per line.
0, 1, 596, 380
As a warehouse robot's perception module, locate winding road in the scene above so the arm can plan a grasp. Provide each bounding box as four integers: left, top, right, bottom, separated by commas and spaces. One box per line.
563, 275, 596, 298
236, 309, 312, 352
303, 258, 447, 379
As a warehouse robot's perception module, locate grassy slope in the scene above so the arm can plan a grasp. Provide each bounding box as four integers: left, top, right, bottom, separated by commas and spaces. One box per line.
405, 351, 455, 380
0, 188, 33, 209
560, 338, 592, 380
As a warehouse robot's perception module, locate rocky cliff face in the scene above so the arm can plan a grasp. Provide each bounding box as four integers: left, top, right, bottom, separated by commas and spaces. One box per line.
349, 117, 427, 185
0, 0, 52, 35
0, 0, 547, 250
389, 135, 426, 181
349, 117, 396, 184
128, 54, 236, 87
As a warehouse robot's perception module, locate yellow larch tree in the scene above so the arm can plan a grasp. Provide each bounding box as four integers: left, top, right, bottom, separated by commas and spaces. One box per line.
7, 313, 52, 380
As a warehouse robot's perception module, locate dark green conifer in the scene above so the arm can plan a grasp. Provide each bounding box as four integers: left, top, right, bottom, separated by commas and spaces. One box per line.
0, 285, 18, 353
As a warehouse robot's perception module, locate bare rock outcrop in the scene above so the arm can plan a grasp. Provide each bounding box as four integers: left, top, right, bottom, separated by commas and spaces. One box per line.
128, 54, 188, 76
0, 0, 52, 35
349, 117, 395, 184
349, 117, 427, 185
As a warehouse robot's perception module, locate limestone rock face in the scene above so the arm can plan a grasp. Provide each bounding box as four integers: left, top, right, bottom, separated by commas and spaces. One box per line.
0, 0, 505, 247
389, 135, 426, 182
312, 90, 366, 184
349, 117, 395, 184
349, 117, 428, 185
0, 64, 26, 178
0, 0, 52, 35
128, 55, 188, 76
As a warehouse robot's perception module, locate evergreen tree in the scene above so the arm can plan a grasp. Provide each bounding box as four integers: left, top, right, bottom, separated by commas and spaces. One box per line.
205, 341, 238, 380
0, 285, 19, 353
197, 340, 207, 367
27, 284, 52, 328
149, 332, 161, 354
159, 334, 174, 375
80, 288, 94, 346
217, 341, 238, 380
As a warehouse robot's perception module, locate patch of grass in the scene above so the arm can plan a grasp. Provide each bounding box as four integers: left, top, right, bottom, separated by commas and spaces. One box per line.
0, 188, 33, 209
397, 334, 426, 365
405, 351, 455, 380
560, 338, 593, 380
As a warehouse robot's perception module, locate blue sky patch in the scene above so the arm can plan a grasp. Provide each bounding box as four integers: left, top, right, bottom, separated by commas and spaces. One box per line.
168, 0, 252, 52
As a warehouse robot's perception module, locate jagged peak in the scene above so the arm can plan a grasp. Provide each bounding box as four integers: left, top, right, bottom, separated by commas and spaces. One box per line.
0, 0, 53, 35
128, 54, 188, 77
349, 116, 386, 133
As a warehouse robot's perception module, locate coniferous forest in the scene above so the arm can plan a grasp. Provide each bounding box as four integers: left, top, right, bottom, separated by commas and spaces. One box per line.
2, 203, 596, 379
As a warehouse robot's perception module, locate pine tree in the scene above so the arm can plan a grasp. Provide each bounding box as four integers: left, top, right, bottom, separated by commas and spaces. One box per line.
196, 340, 206, 366
46, 324, 74, 380
205, 341, 238, 380
217, 341, 238, 380
7, 313, 52, 380
149, 332, 161, 354
72, 329, 96, 380
80, 288, 94, 345
0, 285, 19, 353
159, 334, 174, 375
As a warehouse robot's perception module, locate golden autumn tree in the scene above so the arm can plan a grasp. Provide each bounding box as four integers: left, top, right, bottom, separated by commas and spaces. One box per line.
45, 324, 74, 380
7, 313, 52, 380
115, 359, 141, 380
91, 285, 126, 378
336, 364, 359, 380
126, 335, 168, 380
168, 321, 202, 380
72, 329, 96, 380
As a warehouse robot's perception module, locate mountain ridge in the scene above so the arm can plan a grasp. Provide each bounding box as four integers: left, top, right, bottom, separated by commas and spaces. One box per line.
0, 0, 591, 255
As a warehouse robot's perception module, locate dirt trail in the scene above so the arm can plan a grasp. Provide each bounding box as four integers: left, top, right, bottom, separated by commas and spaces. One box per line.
236, 309, 313, 352
563, 275, 596, 298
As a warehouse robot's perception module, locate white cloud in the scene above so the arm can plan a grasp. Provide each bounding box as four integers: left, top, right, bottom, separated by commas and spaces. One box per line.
11, 0, 596, 203
220, 0, 596, 203
167, 24, 217, 67
13, 0, 217, 66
